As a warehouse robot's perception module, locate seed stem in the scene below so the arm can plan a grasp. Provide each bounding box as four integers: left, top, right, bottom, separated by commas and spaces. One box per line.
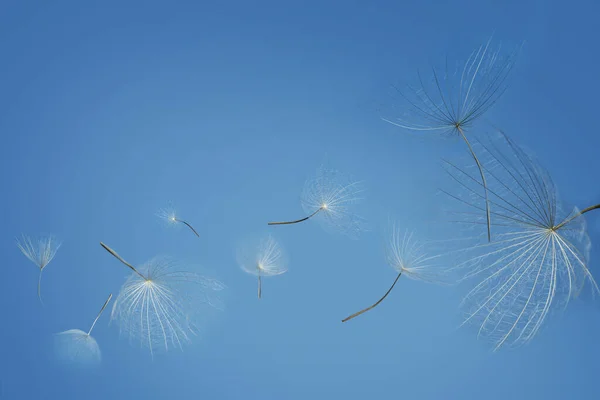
555, 203, 600, 231
268, 207, 323, 225
458, 126, 491, 242
174, 218, 200, 237
88, 293, 113, 335
100, 242, 145, 279
342, 271, 403, 323
258, 274, 262, 299
37, 269, 44, 306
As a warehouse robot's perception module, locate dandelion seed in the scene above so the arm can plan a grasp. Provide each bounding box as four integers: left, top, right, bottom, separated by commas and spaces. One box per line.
55, 293, 112, 365
383, 38, 521, 242
237, 235, 288, 299
442, 131, 599, 350
268, 164, 366, 238
342, 225, 445, 322
100, 242, 224, 356
16, 235, 61, 304
157, 203, 200, 237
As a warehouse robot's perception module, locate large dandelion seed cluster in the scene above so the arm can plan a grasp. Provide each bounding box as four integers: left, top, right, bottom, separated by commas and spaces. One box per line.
15, 203, 225, 362
12, 34, 599, 364
376, 36, 598, 351
440, 131, 599, 350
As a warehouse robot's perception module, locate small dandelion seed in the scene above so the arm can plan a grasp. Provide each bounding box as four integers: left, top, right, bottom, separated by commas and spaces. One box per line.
237, 235, 288, 299
55, 293, 112, 365
16, 235, 61, 305
268, 164, 367, 238
342, 225, 446, 322
156, 203, 200, 238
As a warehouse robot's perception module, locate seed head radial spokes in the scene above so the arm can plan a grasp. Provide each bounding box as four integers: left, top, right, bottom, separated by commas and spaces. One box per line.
300, 164, 367, 237
237, 234, 288, 300
382, 38, 520, 241
16, 234, 61, 305
383, 37, 518, 135
342, 226, 446, 323
442, 130, 599, 350
108, 255, 223, 357
55, 292, 113, 364
156, 204, 200, 238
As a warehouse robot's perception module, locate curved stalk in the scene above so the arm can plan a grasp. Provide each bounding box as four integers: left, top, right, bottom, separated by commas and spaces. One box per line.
268, 207, 323, 226
38, 269, 44, 306
458, 127, 491, 242
258, 274, 262, 299
555, 203, 600, 231
174, 218, 200, 237
342, 271, 403, 323
100, 242, 145, 279
88, 293, 113, 335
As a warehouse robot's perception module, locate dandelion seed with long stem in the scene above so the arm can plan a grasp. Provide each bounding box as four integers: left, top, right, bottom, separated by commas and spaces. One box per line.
268, 164, 366, 238
16, 235, 61, 305
237, 235, 288, 299
100, 242, 224, 356
442, 130, 599, 350
157, 204, 200, 237
382, 38, 521, 242
55, 293, 112, 364
342, 227, 445, 322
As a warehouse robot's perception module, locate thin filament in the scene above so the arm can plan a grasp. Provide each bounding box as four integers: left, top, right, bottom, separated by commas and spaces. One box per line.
268, 207, 323, 226
458, 127, 492, 242
342, 271, 403, 323
174, 218, 200, 237
258, 274, 262, 299
37, 269, 44, 306
99, 242, 145, 279
88, 293, 113, 335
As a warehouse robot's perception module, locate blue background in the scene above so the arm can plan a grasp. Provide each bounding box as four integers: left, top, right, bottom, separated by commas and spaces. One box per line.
1, 0, 599, 399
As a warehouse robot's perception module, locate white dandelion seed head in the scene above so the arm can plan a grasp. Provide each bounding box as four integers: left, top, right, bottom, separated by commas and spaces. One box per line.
386, 225, 448, 284
442, 131, 598, 350
382, 37, 520, 137
301, 164, 367, 238
237, 234, 288, 277
110, 256, 225, 356
55, 329, 101, 365
156, 203, 178, 225
16, 234, 61, 271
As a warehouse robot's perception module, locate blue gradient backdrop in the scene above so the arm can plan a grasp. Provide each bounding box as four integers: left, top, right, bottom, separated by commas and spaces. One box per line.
1, 0, 599, 399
